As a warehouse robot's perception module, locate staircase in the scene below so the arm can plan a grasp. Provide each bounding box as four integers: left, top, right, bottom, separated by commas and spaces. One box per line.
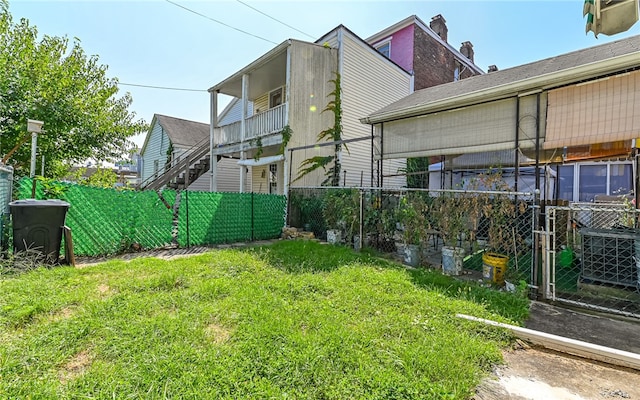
140, 138, 211, 191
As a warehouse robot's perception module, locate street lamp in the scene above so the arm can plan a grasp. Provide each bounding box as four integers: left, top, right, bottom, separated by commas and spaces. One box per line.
27, 119, 44, 178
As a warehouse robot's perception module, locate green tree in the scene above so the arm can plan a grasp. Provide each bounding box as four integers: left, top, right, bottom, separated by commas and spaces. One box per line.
0, 1, 147, 178
404, 157, 429, 189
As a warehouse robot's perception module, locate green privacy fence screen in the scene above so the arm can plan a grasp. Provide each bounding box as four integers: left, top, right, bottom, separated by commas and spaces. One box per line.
15, 178, 286, 257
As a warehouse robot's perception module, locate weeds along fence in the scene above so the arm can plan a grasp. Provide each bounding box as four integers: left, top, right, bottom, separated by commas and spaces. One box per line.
13, 178, 286, 257
288, 186, 537, 285
544, 203, 640, 318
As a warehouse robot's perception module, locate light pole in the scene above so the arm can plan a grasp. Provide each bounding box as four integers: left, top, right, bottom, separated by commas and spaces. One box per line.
27, 119, 44, 178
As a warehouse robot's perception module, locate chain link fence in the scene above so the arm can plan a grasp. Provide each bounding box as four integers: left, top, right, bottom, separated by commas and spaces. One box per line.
12, 177, 286, 257
288, 186, 536, 287
544, 202, 640, 318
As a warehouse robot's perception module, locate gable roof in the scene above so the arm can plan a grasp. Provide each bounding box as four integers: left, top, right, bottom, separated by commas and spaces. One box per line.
154, 114, 209, 148
362, 34, 640, 124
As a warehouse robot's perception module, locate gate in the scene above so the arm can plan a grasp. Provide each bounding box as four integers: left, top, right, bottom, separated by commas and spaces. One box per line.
543, 203, 640, 318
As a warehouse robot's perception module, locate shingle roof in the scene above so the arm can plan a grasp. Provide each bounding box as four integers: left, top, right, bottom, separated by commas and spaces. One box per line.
364, 34, 640, 123
155, 114, 209, 148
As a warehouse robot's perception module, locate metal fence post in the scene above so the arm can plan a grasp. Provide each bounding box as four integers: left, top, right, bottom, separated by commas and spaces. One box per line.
359, 189, 364, 252
532, 189, 541, 296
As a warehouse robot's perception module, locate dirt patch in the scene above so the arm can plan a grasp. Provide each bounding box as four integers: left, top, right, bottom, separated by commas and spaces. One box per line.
475, 346, 640, 399
58, 348, 94, 384
47, 306, 76, 323
204, 323, 232, 345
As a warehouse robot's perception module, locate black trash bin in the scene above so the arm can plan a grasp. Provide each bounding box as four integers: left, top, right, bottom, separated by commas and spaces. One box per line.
9, 199, 70, 264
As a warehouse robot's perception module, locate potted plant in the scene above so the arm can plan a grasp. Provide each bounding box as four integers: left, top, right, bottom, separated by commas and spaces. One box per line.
322, 189, 359, 245
397, 193, 427, 266
433, 193, 468, 275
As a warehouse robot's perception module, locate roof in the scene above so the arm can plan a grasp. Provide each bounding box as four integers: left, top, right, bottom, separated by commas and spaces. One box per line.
154, 114, 209, 148
363, 34, 640, 124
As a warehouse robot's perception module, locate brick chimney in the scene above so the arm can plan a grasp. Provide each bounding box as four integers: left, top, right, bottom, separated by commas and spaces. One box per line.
430, 14, 448, 42
488, 65, 499, 72
459, 41, 474, 63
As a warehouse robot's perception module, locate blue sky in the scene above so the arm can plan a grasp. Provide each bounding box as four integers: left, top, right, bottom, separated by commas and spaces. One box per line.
7, 0, 640, 147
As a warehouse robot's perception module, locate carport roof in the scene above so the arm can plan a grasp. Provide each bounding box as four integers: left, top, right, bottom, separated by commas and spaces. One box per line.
362, 34, 640, 124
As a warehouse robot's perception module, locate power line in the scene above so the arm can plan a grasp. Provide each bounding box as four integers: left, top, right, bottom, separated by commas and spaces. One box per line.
235, 0, 316, 40
164, 0, 278, 45
118, 82, 207, 92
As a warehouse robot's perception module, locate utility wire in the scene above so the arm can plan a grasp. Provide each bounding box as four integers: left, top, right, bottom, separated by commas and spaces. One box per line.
164, 0, 278, 45
235, 0, 316, 40
118, 82, 207, 92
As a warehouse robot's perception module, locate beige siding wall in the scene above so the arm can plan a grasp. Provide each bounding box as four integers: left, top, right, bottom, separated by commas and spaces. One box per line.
251, 165, 269, 194
250, 161, 285, 194
340, 33, 411, 187
253, 94, 268, 115
287, 41, 339, 187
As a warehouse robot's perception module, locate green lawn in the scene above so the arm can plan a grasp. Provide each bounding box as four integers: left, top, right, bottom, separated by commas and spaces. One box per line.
0, 240, 528, 399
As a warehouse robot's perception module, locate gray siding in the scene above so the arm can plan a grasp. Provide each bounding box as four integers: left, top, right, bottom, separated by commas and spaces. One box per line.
140, 120, 171, 185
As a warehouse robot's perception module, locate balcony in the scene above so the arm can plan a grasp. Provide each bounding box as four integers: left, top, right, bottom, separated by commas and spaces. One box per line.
215, 103, 287, 147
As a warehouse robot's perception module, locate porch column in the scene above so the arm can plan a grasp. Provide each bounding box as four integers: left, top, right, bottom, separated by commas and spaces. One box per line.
209, 90, 218, 192
240, 74, 249, 193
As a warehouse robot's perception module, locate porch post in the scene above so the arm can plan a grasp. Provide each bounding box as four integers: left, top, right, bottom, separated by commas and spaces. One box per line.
209, 90, 218, 192
240, 74, 248, 193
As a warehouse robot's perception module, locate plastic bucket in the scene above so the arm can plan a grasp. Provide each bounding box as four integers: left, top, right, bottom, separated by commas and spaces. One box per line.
482, 252, 509, 285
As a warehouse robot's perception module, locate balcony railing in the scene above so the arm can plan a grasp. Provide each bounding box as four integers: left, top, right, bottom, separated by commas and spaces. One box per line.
215, 102, 287, 146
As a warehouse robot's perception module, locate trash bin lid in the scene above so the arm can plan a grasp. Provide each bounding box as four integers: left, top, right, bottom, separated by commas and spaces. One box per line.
9, 199, 70, 208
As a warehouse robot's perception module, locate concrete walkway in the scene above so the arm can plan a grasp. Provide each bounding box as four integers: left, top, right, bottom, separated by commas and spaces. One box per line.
525, 301, 640, 355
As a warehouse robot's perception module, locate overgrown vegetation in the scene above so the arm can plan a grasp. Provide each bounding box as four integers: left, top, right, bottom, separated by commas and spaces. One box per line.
296, 72, 346, 186
0, 240, 528, 399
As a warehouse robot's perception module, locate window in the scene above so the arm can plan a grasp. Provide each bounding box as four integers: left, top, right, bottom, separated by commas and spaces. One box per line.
556, 165, 575, 201
579, 165, 607, 202
376, 41, 390, 58
269, 87, 283, 108
610, 164, 633, 196
554, 162, 633, 202
269, 163, 278, 194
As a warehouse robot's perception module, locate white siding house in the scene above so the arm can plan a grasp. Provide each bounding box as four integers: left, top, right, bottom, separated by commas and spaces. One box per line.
208, 25, 413, 193
140, 114, 244, 192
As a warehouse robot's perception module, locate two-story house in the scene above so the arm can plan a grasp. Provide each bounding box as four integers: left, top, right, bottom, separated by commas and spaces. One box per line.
207, 16, 483, 194
207, 25, 413, 194
141, 15, 483, 193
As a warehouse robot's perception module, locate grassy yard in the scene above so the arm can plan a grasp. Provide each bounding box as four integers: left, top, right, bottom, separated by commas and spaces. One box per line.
0, 240, 528, 399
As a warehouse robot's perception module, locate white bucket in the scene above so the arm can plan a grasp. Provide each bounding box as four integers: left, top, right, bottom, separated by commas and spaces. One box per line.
442, 246, 465, 276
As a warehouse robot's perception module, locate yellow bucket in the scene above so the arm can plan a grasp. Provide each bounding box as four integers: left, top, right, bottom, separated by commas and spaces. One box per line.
482, 252, 509, 285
